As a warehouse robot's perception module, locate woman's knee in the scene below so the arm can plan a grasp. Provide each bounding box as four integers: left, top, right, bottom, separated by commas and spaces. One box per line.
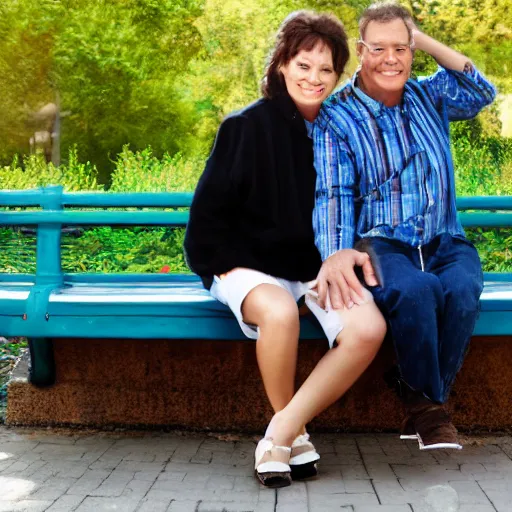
242, 284, 299, 330
337, 301, 386, 353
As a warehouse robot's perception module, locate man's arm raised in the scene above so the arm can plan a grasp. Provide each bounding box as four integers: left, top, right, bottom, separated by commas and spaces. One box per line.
411, 26, 471, 72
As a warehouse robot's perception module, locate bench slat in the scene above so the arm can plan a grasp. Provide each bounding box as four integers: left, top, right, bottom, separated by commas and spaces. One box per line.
62, 192, 193, 208
0, 210, 189, 226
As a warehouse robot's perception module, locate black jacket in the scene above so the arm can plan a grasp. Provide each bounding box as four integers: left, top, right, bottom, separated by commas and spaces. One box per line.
184, 92, 322, 289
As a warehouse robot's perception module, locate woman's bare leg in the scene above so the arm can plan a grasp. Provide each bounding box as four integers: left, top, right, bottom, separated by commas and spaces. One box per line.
242, 284, 301, 413
265, 300, 387, 445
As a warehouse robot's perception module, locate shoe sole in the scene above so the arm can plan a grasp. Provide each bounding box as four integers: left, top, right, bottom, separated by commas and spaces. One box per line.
290, 461, 318, 480
255, 470, 292, 488
417, 435, 462, 451
289, 450, 320, 480
399, 434, 419, 440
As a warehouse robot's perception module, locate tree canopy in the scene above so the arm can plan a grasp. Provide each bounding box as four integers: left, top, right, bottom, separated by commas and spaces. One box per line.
0, 0, 509, 179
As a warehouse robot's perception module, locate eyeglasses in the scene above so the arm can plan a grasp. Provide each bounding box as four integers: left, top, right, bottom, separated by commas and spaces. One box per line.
358, 40, 412, 56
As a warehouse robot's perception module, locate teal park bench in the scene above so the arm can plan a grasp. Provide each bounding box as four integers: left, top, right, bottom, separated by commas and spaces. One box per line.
1, 185, 511, 388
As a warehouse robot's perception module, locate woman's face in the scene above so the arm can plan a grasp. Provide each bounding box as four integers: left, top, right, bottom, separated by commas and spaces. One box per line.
280, 42, 338, 121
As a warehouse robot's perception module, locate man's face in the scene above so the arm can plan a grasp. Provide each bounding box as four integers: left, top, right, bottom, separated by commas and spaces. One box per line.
357, 18, 413, 106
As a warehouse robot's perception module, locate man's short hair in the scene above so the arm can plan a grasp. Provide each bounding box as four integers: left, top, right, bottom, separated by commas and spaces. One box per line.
359, 2, 413, 42
262, 10, 349, 99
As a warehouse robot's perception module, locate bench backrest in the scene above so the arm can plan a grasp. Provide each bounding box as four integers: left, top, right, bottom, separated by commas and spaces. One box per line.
1, 185, 511, 286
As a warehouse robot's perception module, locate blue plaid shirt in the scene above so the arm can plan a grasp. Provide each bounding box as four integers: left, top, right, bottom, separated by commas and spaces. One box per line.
312, 66, 496, 260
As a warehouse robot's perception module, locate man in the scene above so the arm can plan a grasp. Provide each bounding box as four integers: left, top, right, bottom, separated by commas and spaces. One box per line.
312, 2, 496, 450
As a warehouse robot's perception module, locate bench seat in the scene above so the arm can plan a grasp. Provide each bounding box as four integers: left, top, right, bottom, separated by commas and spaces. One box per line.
1, 273, 511, 340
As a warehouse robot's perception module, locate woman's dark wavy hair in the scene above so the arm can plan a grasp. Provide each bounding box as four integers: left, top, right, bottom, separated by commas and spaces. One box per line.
262, 11, 349, 99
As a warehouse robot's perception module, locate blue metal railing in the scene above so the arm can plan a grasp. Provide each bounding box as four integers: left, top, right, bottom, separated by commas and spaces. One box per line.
0, 185, 511, 286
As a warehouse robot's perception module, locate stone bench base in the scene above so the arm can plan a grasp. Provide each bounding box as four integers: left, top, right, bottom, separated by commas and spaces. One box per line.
6, 336, 512, 432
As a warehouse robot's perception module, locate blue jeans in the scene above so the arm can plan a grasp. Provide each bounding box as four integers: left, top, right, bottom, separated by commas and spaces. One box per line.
367, 234, 483, 404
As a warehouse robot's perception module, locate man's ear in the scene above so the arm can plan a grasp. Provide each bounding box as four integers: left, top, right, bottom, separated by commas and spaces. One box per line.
356, 42, 364, 60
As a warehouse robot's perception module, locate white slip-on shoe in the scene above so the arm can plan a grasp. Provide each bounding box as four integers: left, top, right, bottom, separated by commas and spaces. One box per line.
254, 438, 292, 488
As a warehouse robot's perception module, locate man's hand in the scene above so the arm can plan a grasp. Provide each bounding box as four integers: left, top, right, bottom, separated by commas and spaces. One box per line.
405, 19, 420, 50
316, 249, 378, 310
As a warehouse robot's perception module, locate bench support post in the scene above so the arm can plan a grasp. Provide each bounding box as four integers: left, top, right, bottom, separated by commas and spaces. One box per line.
25, 186, 62, 386
36, 185, 64, 287
28, 338, 55, 387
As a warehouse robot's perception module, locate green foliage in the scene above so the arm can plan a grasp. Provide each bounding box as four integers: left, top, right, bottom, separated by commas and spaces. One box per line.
61, 227, 188, 273
450, 109, 512, 272
1, 338, 27, 358
110, 146, 204, 192
466, 228, 512, 272
180, 0, 361, 151
0, 145, 199, 275
0, 229, 35, 274
0, 225, 190, 275
0, 148, 102, 191
453, 134, 512, 196
54, 0, 205, 180
410, 0, 512, 76
0, 1, 57, 163
1, 0, 510, 172
0, 0, 205, 180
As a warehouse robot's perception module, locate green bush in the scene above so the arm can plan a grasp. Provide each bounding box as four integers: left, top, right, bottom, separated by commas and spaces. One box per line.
0, 226, 189, 275
0, 146, 200, 274
0, 229, 35, 274
61, 227, 188, 274
109, 145, 204, 192
453, 135, 512, 196
0, 147, 102, 191
466, 228, 512, 273
451, 120, 512, 272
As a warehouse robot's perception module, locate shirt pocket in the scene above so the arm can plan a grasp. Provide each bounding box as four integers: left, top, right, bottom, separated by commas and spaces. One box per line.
357, 143, 426, 233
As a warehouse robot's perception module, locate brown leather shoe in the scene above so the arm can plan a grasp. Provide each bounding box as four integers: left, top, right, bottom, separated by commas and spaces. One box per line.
414, 406, 462, 451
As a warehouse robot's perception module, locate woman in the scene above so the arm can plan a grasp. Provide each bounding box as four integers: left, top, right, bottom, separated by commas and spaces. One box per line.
184, 11, 386, 488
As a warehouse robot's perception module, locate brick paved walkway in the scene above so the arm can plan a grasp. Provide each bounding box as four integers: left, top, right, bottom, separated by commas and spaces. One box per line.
0, 427, 511, 511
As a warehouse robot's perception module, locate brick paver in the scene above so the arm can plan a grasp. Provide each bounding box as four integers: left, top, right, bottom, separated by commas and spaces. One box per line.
0, 427, 511, 511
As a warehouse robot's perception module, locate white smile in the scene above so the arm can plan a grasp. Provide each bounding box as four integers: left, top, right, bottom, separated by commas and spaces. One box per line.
300, 85, 325, 95
380, 71, 401, 76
